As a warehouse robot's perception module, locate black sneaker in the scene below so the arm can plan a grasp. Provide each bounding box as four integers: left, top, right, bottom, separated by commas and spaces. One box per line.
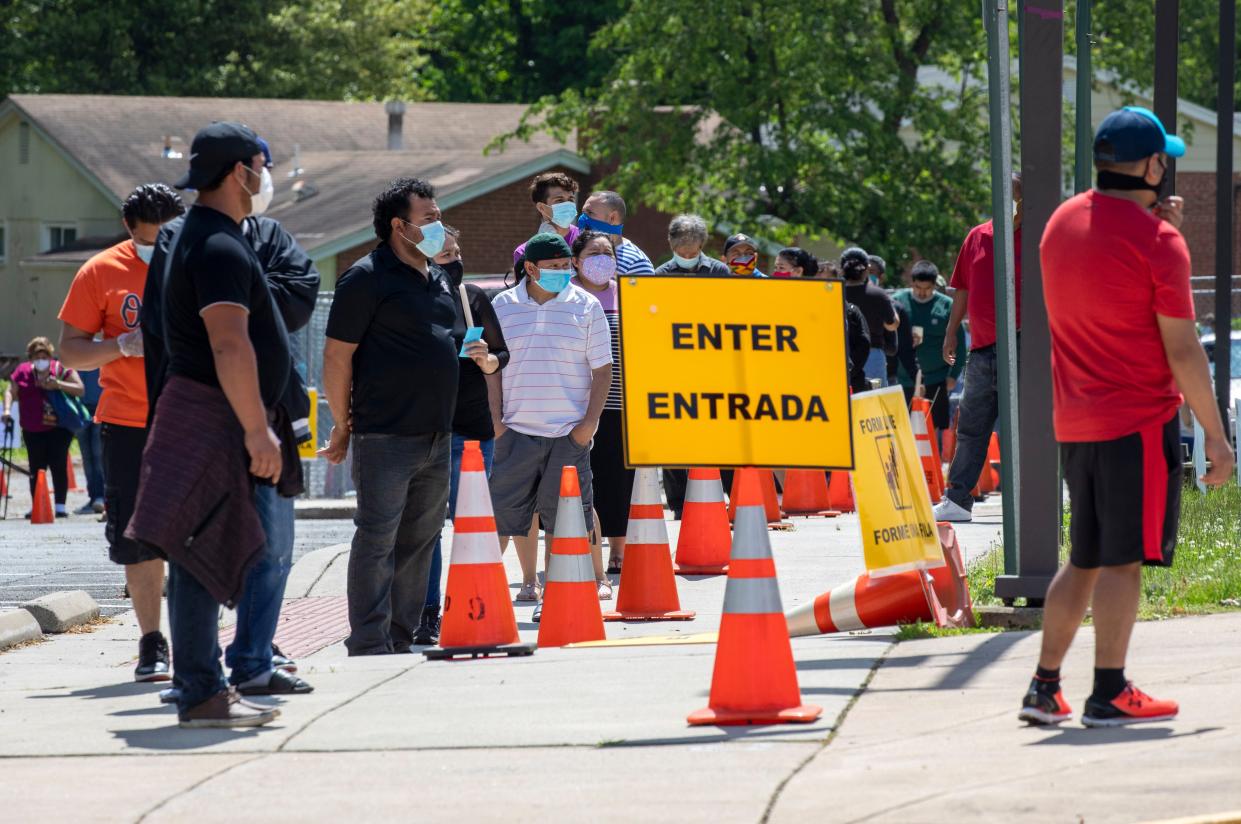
135, 631, 172, 682
413, 605, 441, 646
1017, 680, 1073, 725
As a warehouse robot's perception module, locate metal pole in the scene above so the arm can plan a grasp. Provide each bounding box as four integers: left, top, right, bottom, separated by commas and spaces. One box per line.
1074, 0, 1093, 193
1154, 0, 1180, 193
1216, 0, 1236, 421
985, 0, 1021, 578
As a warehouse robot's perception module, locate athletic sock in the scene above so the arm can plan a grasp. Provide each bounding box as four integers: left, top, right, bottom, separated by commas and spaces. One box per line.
1092, 667, 1127, 701
1032, 666, 1061, 694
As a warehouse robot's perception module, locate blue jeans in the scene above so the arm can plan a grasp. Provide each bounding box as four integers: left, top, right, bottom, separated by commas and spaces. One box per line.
944, 345, 1006, 511
225, 484, 296, 684
168, 559, 228, 714
864, 348, 889, 387
425, 435, 494, 608
346, 432, 450, 654
76, 419, 105, 502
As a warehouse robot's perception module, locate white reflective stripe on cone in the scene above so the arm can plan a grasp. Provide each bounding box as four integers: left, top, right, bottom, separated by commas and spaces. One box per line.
547, 551, 595, 583
785, 600, 821, 637
631, 468, 662, 506
454, 473, 495, 518
911, 413, 928, 435
730, 506, 773, 559
625, 516, 668, 545
722, 576, 783, 615
684, 479, 725, 504
916, 440, 932, 458
449, 530, 503, 565
552, 494, 588, 538
828, 582, 865, 631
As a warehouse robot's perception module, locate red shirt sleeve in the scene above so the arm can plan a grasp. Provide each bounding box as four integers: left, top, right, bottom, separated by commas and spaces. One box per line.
1151, 227, 1194, 320
949, 229, 975, 291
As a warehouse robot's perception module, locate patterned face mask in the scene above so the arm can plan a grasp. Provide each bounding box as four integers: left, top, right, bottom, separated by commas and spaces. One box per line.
729, 255, 756, 276
580, 254, 616, 286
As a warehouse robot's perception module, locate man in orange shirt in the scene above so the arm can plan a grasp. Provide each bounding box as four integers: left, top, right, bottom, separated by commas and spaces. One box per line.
59, 183, 186, 683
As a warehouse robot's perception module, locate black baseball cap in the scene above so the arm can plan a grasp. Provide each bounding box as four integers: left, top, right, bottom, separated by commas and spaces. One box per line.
840, 247, 870, 269
724, 233, 759, 254
174, 122, 263, 190
1094, 107, 1185, 163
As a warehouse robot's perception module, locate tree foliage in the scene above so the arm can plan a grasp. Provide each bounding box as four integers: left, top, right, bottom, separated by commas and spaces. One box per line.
502, 0, 992, 269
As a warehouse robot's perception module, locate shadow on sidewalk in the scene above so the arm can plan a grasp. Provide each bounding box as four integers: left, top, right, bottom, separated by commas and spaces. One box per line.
598, 724, 831, 748
111, 725, 274, 751
1024, 725, 1223, 747
29, 682, 167, 701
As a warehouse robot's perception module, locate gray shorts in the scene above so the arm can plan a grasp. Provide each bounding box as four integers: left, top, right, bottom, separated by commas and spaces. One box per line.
489, 429, 595, 537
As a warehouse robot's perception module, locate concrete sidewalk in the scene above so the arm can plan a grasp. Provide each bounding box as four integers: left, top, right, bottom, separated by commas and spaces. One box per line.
4, 502, 1236, 823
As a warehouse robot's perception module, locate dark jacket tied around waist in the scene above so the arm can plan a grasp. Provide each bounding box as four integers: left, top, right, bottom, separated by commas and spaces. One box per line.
125, 375, 265, 608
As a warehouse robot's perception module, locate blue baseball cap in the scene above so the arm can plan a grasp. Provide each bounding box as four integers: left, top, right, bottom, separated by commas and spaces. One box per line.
1093, 106, 1185, 163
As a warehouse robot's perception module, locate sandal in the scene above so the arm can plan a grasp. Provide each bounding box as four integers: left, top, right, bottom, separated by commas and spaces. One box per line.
515, 582, 540, 603
532, 600, 543, 623
606, 558, 623, 575
596, 579, 614, 600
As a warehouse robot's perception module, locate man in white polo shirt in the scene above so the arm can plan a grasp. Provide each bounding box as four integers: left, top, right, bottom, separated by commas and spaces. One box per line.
489, 233, 613, 611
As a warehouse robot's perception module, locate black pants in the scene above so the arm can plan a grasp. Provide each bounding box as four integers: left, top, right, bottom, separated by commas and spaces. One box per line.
24, 427, 74, 505
103, 424, 158, 564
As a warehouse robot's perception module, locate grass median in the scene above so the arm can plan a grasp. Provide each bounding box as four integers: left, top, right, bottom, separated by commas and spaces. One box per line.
898, 481, 1241, 640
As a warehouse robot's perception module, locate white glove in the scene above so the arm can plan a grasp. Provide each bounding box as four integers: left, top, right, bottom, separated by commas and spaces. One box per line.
117, 328, 144, 358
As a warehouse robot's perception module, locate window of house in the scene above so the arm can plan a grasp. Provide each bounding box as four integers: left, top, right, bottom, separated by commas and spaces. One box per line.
42, 223, 77, 251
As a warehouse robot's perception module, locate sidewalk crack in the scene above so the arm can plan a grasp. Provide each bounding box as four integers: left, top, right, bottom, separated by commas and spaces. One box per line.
758, 639, 897, 824
134, 752, 267, 823
276, 661, 423, 752
304, 546, 350, 597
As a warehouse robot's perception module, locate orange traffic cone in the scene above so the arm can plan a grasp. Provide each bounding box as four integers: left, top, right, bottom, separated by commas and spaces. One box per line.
426, 441, 534, 660
604, 468, 694, 621
0, 465, 8, 499
30, 469, 54, 524
688, 468, 822, 726
674, 468, 731, 575
987, 432, 1002, 492
780, 470, 839, 517
66, 453, 80, 492
786, 522, 973, 636
537, 466, 605, 648
910, 397, 945, 502
728, 469, 785, 526
826, 470, 855, 513
941, 409, 958, 462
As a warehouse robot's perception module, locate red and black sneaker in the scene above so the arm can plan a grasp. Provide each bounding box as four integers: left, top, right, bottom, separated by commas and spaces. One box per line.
1018, 681, 1073, 725
1082, 683, 1178, 728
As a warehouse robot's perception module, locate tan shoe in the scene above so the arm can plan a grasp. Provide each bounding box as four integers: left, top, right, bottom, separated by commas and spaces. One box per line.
178, 688, 280, 729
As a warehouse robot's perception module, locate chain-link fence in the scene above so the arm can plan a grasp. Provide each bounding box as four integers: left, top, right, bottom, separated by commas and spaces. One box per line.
291, 291, 354, 498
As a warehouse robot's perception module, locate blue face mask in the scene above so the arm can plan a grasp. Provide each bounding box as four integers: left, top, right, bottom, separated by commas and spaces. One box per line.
401, 219, 445, 258
134, 243, 155, 265
537, 269, 572, 294
550, 201, 578, 229
672, 251, 700, 270
577, 213, 623, 235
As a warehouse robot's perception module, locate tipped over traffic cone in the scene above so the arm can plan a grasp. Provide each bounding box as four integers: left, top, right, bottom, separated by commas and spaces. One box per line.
786, 522, 974, 637
538, 466, 605, 648
604, 468, 694, 621
31, 469, 53, 524
674, 468, 731, 575
426, 441, 534, 660
780, 470, 838, 517
688, 468, 821, 726
910, 397, 945, 502
66, 453, 79, 492
826, 471, 855, 513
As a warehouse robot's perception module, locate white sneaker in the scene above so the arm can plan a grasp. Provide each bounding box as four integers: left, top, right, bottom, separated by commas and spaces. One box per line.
933, 498, 973, 523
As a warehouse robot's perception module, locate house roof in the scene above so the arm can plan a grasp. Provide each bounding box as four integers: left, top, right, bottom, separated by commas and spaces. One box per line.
3, 94, 585, 260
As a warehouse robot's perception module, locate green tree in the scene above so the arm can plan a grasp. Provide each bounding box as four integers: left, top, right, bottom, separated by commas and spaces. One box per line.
500, 0, 992, 270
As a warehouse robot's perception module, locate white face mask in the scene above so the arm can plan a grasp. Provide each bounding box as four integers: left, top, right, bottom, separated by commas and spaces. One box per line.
134, 242, 155, 264
243, 166, 275, 216
32, 358, 50, 372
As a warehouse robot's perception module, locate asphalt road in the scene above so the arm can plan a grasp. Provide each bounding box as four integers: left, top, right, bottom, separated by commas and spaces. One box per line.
0, 483, 356, 615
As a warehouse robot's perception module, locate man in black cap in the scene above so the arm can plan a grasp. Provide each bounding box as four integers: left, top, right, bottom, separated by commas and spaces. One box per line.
721, 233, 765, 277
320, 177, 463, 656
841, 246, 899, 386
488, 232, 613, 618
138, 121, 288, 727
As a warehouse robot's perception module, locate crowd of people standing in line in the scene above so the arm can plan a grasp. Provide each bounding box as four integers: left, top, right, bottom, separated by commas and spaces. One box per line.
12, 105, 1230, 733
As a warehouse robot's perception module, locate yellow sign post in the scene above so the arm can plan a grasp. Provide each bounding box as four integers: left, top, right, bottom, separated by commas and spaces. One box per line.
618, 276, 852, 469
849, 387, 942, 574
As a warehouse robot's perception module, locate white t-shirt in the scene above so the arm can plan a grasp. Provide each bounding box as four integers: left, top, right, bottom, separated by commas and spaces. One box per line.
492, 280, 613, 438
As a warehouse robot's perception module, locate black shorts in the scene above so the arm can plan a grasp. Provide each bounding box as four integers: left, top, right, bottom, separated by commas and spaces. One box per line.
1062, 413, 1182, 569
103, 423, 161, 565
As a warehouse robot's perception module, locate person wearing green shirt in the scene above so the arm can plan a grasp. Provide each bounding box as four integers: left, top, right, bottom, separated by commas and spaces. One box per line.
894, 261, 966, 444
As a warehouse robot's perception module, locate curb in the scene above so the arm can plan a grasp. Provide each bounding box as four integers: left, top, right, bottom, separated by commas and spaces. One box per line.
20, 590, 101, 633
294, 500, 357, 520
285, 543, 351, 599
0, 609, 44, 650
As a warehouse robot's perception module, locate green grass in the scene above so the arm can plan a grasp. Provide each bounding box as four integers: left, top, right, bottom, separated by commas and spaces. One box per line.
896, 483, 1241, 640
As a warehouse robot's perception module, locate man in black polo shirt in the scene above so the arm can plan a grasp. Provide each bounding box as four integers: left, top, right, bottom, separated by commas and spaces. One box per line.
841, 246, 899, 386
321, 177, 459, 656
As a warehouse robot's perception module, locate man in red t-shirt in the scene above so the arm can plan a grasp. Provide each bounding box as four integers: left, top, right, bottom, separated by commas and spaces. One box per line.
1019, 108, 1233, 729
934, 174, 1022, 522
58, 183, 186, 683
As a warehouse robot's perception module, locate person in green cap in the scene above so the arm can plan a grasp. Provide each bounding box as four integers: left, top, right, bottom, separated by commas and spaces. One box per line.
893, 260, 965, 446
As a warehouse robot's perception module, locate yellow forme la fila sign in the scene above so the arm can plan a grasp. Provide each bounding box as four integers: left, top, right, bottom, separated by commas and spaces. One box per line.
618, 275, 853, 469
